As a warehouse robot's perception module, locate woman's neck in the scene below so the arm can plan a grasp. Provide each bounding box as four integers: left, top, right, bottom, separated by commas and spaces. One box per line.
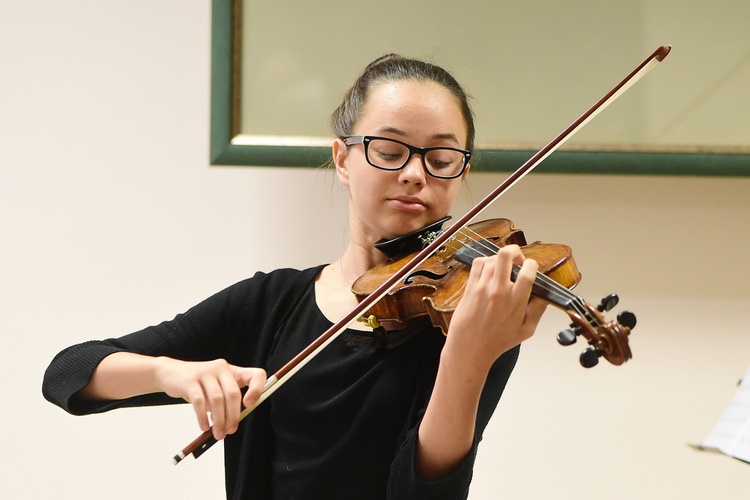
314, 242, 388, 332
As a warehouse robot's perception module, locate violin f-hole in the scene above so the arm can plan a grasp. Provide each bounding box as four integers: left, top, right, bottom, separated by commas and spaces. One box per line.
404, 267, 452, 284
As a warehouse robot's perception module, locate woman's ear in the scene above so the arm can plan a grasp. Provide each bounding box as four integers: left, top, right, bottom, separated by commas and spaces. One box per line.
461, 162, 471, 181
332, 138, 350, 187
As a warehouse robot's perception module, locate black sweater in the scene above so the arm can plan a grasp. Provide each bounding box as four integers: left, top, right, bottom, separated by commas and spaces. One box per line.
43, 266, 519, 499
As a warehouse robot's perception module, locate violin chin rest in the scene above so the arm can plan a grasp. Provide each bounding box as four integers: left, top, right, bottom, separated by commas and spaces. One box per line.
374, 216, 451, 258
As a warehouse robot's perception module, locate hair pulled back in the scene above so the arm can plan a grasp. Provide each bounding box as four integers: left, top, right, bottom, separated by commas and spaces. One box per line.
330, 54, 475, 154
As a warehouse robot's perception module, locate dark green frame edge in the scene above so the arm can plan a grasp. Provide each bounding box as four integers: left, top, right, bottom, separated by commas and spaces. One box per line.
209, 0, 750, 176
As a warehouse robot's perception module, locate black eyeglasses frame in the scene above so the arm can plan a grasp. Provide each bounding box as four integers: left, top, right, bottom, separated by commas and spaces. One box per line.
341, 135, 471, 179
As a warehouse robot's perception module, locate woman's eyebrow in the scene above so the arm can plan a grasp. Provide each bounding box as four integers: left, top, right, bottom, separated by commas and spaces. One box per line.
374, 127, 461, 144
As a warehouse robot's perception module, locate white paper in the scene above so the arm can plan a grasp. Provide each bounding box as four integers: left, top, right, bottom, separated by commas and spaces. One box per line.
700, 365, 750, 463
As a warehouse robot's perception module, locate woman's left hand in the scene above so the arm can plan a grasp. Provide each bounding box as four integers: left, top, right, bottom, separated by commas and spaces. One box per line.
445, 244, 547, 370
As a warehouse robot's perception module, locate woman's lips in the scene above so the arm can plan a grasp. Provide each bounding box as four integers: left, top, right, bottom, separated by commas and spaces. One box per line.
388, 196, 427, 212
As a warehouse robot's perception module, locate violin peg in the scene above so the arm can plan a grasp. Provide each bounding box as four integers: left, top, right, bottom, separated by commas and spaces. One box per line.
617, 311, 637, 329
556, 328, 579, 346
580, 348, 602, 368
597, 293, 619, 312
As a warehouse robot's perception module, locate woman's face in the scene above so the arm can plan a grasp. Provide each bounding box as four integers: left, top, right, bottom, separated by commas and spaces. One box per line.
334, 79, 470, 245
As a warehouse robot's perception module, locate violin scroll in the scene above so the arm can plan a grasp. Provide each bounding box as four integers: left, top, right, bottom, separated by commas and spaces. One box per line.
556, 294, 636, 367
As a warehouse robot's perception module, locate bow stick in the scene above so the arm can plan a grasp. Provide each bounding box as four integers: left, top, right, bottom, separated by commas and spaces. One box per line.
173, 44, 671, 464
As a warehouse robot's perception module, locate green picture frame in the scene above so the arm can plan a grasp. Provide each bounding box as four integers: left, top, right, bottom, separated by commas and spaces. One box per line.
210, 0, 750, 176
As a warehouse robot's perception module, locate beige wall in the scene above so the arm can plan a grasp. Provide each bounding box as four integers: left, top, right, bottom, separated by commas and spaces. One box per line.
2, 1, 749, 498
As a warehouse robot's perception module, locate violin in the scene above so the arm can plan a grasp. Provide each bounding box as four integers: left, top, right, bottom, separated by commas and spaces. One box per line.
173, 45, 671, 464
352, 217, 635, 368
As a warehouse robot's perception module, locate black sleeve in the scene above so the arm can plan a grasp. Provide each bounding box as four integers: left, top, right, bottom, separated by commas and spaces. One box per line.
42, 268, 315, 416
386, 345, 520, 500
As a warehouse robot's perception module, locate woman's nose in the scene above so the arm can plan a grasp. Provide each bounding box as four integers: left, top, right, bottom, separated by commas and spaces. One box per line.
399, 153, 426, 185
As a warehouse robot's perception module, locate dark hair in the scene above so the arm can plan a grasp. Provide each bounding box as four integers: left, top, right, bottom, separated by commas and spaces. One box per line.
330, 54, 475, 154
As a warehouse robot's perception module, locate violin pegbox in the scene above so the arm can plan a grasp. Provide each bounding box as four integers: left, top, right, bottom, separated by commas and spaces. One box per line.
556, 293, 636, 368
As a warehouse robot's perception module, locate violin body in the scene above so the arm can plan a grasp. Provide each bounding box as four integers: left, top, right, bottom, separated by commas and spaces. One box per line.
352, 218, 580, 332
353, 218, 633, 367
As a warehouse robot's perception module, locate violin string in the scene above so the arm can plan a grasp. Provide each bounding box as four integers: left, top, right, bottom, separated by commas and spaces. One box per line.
451, 226, 599, 326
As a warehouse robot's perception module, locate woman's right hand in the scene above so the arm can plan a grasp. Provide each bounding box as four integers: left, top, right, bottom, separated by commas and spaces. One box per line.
155, 357, 267, 440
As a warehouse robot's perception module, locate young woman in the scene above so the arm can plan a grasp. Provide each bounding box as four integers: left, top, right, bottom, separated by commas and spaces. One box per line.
43, 54, 547, 499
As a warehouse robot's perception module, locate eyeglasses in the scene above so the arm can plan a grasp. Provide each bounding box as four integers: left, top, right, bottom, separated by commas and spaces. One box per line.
342, 135, 471, 179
